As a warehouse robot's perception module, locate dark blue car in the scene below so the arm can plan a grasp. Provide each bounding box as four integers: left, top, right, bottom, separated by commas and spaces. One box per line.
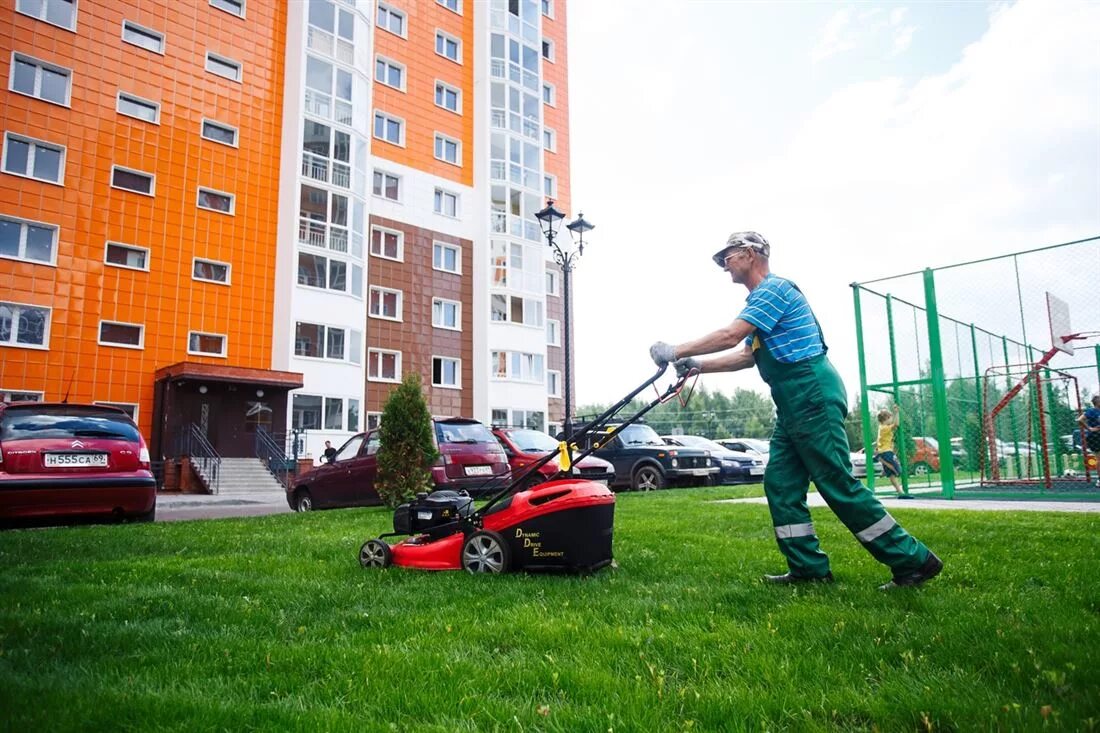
661, 435, 765, 484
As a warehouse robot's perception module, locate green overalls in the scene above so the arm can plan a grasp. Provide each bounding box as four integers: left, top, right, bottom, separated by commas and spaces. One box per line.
754, 333, 931, 578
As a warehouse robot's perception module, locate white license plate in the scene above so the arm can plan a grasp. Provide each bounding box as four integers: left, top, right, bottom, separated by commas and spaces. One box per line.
749, 467, 765, 475
464, 465, 493, 477
692, 468, 709, 476
45, 452, 108, 468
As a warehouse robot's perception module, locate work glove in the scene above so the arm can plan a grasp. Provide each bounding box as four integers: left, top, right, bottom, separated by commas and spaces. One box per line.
649, 341, 677, 366
674, 357, 701, 378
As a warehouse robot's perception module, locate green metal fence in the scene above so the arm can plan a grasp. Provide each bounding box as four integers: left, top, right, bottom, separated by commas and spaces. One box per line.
852, 236, 1100, 500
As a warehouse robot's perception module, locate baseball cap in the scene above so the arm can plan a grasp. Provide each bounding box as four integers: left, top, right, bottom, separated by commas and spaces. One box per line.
711, 231, 771, 268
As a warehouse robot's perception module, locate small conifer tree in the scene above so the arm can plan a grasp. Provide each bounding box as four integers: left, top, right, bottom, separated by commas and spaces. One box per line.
376, 373, 439, 508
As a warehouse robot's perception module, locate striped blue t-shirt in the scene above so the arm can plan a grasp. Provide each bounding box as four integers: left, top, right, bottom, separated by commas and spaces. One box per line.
737, 274, 825, 364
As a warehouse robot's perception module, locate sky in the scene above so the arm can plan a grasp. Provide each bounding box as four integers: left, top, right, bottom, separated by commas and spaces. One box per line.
563, 0, 1100, 410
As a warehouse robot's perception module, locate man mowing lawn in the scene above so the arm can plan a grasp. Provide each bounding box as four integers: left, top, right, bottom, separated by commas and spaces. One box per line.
650, 231, 942, 590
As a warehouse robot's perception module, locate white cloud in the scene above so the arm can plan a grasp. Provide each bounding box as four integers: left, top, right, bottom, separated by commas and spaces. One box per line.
890, 24, 916, 55
810, 8, 857, 64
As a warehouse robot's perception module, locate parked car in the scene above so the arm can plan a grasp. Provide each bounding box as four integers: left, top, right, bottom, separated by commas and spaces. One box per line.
660, 435, 764, 484
716, 437, 770, 464
288, 417, 511, 512
574, 422, 717, 491
492, 427, 614, 488
910, 437, 941, 475
949, 437, 968, 464
850, 449, 884, 479
0, 402, 156, 525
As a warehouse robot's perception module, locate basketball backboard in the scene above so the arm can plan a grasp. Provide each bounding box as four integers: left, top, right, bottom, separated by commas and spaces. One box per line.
1047, 292, 1074, 355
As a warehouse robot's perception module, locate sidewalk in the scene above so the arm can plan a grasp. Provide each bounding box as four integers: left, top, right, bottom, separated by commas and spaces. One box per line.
719, 493, 1100, 513
156, 488, 288, 508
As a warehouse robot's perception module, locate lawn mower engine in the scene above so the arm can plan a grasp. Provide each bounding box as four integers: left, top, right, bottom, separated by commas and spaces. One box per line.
393, 490, 474, 540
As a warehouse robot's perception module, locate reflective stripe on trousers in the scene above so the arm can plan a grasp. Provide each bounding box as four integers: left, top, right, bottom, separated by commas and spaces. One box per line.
774, 523, 816, 540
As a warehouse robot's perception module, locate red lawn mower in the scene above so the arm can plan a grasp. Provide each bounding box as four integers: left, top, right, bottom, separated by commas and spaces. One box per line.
358, 363, 696, 574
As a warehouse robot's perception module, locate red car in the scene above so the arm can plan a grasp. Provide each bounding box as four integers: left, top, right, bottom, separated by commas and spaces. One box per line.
0, 402, 157, 525
492, 427, 615, 488
288, 417, 512, 512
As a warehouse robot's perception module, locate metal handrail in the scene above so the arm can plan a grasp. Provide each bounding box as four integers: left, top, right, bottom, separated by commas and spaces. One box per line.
179, 423, 221, 494
255, 428, 297, 488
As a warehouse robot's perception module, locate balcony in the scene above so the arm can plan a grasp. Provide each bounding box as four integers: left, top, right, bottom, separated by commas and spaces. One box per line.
298, 219, 350, 253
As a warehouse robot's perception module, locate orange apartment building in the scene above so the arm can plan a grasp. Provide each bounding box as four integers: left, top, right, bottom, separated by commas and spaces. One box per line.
1, 0, 572, 472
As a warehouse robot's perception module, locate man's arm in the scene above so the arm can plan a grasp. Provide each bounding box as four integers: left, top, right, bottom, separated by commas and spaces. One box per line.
674, 318, 756, 359
689, 342, 756, 373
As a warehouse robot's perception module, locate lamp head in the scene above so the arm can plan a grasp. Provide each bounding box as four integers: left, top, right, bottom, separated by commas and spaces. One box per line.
535, 199, 566, 238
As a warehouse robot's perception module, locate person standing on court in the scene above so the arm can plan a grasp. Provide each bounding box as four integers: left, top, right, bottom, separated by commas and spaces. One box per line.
649, 231, 942, 590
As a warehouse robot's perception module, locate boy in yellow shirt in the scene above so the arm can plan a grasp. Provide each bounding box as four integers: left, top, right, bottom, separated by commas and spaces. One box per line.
874, 405, 906, 497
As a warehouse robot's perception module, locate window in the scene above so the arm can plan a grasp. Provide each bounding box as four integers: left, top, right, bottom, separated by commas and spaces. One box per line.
512, 409, 545, 432
548, 370, 561, 397
104, 241, 148, 271
93, 401, 138, 421
542, 38, 554, 61
201, 119, 238, 146
490, 350, 544, 382
98, 320, 144, 349
187, 331, 227, 357
210, 0, 245, 17
541, 0, 553, 18
117, 92, 160, 123
435, 31, 461, 62
543, 174, 556, 198
16, 0, 76, 30
434, 188, 458, 217
547, 319, 560, 346
367, 412, 382, 430
122, 21, 165, 54
294, 322, 346, 360
375, 56, 404, 90
432, 298, 460, 330
433, 241, 460, 273
542, 82, 555, 106
0, 215, 57, 266
3, 133, 64, 185
368, 349, 401, 382
2, 389, 44, 402
9, 54, 71, 107
347, 398, 360, 432
376, 3, 405, 36
432, 357, 460, 388
193, 258, 230, 284
197, 187, 234, 214
491, 408, 508, 427
434, 134, 460, 165
0, 302, 50, 348
435, 81, 460, 113
110, 165, 154, 195
292, 394, 347, 431
491, 294, 544, 327
370, 226, 403, 260
373, 111, 404, 146
205, 52, 242, 82
437, 0, 461, 13
369, 286, 402, 321
297, 252, 348, 293
546, 268, 559, 296
543, 127, 556, 152
372, 170, 400, 201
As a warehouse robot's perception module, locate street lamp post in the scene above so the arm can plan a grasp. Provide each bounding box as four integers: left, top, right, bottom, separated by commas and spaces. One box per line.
535, 199, 593, 443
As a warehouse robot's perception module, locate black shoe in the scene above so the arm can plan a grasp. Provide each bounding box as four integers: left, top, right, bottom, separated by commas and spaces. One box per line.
762, 571, 834, 585
880, 552, 943, 590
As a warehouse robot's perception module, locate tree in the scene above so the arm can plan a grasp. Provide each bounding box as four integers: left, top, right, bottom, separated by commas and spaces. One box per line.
376, 374, 439, 508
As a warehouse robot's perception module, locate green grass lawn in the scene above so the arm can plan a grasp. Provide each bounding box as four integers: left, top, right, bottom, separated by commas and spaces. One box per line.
2, 485, 1099, 731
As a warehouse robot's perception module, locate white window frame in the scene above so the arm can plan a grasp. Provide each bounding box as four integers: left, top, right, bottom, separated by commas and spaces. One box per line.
201, 118, 238, 147
433, 241, 461, 274
2, 388, 45, 402
116, 91, 160, 124
104, 241, 150, 271
209, 0, 245, 18
8, 53, 72, 107
187, 330, 228, 358
548, 370, 562, 397
121, 20, 165, 55
368, 286, 404, 322
433, 133, 461, 166
432, 297, 461, 331
434, 80, 461, 114
367, 348, 402, 383
373, 110, 405, 147
110, 165, 155, 196
376, 2, 406, 38
543, 173, 557, 198
375, 55, 406, 92
16, 0, 77, 31
192, 257, 231, 285
97, 320, 144, 350
437, 0, 462, 14
367, 411, 382, 430
294, 321, 348, 361
435, 30, 462, 63
2, 132, 66, 185
369, 225, 404, 262
542, 82, 555, 106
0, 214, 58, 267
542, 38, 555, 62
94, 401, 139, 422
197, 186, 235, 215
547, 319, 560, 347
543, 127, 556, 152
434, 187, 459, 218
0, 301, 51, 350
432, 356, 461, 389
546, 268, 559, 296
205, 51, 242, 83
372, 169, 401, 202
541, 0, 554, 19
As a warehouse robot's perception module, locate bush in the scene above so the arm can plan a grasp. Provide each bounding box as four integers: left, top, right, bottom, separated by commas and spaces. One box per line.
376, 374, 439, 508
